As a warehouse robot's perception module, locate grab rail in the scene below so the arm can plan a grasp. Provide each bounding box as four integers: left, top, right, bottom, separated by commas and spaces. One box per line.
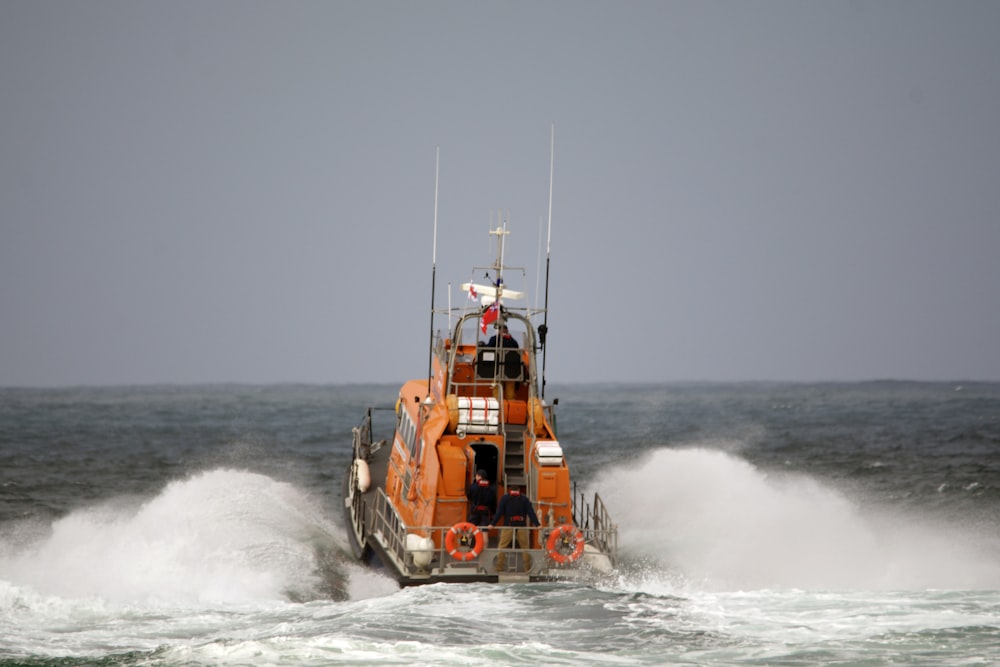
364, 487, 618, 578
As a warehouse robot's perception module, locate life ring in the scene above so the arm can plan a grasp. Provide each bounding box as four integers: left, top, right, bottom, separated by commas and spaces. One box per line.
445, 522, 485, 561
546, 524, 585, 565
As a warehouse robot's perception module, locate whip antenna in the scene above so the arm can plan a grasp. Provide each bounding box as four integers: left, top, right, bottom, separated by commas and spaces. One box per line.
540, 124, 554, 398
427, 147, 440, 395
534, 215, 543, 314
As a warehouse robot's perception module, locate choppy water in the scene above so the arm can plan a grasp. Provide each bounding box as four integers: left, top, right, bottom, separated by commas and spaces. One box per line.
1, 382, 999, 665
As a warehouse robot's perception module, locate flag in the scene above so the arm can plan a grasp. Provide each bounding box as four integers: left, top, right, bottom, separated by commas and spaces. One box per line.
468, 284, 478, 301
480, 301, 499, 334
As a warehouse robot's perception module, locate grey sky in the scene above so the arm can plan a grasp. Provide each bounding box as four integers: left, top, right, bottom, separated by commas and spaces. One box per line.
2, 1, 998, 386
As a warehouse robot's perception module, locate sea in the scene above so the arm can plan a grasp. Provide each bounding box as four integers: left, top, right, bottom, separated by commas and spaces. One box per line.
1, 382, 999, 666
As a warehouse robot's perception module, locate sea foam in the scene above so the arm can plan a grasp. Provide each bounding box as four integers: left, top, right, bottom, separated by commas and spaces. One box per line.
596, 447, 1000, 591
0, 469, 343, 605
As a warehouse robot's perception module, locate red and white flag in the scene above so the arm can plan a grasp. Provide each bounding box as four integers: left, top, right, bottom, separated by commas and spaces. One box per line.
468, 284, 478, 301
480, 301, 499, 334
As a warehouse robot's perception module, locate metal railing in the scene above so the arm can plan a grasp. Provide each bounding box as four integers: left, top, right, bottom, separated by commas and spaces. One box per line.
572, 484, 619, 566
364, 487, 617, 580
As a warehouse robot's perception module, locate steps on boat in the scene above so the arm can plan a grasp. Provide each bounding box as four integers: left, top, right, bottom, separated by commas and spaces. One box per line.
504, 427, 526, 488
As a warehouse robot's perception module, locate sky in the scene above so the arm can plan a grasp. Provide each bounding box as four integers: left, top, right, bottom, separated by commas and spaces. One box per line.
2, 1, 999, 386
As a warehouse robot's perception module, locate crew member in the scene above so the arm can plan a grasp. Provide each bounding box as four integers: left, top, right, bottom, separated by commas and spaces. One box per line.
466, 469, 496, 526
487, 323, 518, 348
488, 484, 540, 572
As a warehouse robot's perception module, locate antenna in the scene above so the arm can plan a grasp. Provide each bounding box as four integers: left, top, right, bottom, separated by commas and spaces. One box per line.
427, 147, 440, 395
499, 211, 508, 285
540, 124, 554, 398
533, 214, 543, 315
547, 124, 554, 256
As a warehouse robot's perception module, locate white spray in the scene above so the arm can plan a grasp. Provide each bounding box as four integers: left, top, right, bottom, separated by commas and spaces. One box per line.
0, 469, 345, 605
596, 447, 1000, 591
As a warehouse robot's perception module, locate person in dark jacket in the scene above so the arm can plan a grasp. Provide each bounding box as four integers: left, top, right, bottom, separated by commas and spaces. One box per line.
488, 484, 540, 572
466, 469, 496, 526
487, 324, 518, 348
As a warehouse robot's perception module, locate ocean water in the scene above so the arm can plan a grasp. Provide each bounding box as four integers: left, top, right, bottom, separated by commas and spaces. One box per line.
1, 382, 999, 665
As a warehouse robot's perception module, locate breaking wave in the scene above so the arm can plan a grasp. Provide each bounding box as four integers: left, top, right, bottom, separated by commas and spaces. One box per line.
0, 469, 348, 605
596, 447, 1000, 591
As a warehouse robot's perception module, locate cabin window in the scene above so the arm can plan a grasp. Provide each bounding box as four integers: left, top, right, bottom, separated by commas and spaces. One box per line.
397, 408, 418, 457
395, 410, 404, 450
402, 469, 412, 501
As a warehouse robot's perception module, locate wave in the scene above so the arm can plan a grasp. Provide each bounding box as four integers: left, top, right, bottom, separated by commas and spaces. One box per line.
595, 447, 1000, 591
0, 469, 349, 605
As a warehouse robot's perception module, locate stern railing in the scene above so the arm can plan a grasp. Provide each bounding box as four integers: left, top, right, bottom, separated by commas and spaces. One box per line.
572, 484, 619, 566
365, 487, 618, 579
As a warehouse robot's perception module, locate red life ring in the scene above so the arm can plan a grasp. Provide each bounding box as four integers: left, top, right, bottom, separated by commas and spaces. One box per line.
445, 522, 485, 561
546, 524, 585, 565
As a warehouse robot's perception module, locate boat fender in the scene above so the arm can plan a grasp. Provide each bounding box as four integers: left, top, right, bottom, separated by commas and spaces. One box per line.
528, 397, 547, 435
405, 534, 435, 569
445, 521, 485, 561
354, 458, 371, 493
446, 393, 460, 433
546, 524, 585, 565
